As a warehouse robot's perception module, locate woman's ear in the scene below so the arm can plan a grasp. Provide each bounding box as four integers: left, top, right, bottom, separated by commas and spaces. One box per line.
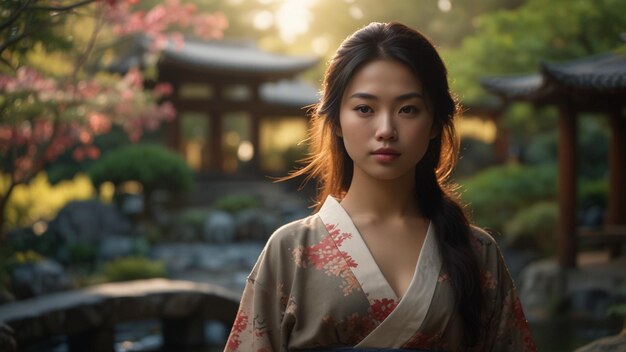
335, 126, 343, 138
429, 122, 441, 140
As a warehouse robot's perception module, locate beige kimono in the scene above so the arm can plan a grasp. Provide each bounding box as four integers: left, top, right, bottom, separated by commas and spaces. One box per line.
225, 196, 536, 351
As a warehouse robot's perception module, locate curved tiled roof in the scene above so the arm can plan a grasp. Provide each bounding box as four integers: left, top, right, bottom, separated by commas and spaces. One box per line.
480, 74, 547, 101
109, 37, 318, 78
480, 52, 626, 104
160, 39, 318, 76
541, 53, 626, 93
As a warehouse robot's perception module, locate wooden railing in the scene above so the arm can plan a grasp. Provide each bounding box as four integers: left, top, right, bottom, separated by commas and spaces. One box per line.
0, 279, 240, 352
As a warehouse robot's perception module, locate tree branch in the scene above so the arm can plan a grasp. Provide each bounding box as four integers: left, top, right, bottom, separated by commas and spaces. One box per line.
71, 7, 105, 82
31, 0, 95, 12
0, 0, 33, 31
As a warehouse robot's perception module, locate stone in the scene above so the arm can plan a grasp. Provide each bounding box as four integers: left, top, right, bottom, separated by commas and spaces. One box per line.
235, 208, 279, 241
0, 324, 16, 352
202, 211, 236, 243
11, 259, 72, 299
574, 327, 626, 352
46, 199, 133, 246
97, 235, 135, 262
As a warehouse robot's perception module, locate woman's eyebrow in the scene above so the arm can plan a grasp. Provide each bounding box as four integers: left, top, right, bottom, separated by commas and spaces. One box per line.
348, 92, 423, 100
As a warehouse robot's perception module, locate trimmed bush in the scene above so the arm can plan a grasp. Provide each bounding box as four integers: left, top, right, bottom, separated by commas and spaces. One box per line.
88, 144, 193, 197
460, 164, 556, 231
504, 201, 558, 255
213, 194, 260, 214
102, 256, 166, 282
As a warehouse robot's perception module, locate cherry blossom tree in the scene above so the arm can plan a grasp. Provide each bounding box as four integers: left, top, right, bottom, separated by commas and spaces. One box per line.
0, 0, 228, 233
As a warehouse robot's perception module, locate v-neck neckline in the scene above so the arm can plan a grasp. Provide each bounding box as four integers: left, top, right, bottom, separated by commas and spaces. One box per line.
317, 196, 433, 303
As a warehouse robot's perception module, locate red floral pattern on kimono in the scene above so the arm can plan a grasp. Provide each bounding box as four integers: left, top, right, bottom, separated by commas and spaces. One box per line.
323, 298, 399, 345
292, 223, 360, 295
226, 310, 248, 351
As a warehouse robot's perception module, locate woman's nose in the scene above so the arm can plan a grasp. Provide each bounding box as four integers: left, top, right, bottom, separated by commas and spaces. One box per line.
375, 114, 397, 141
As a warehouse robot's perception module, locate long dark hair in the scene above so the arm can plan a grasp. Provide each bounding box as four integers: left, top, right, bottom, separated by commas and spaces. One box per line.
287, 22, 482, 346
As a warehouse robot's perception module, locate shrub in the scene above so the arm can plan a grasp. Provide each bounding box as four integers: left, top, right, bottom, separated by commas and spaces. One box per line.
88, 144, 193, 198
579, 178, 608, 209
460, 164, 556, 231
213, 194, 260, 214
504, 201, 558, 255
102, 256, 166, 282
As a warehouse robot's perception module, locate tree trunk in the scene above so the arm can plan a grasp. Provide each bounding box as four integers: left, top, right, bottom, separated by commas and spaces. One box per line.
0, 181, 17, 241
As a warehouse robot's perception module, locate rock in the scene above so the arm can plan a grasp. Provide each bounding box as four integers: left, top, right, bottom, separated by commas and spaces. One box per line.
235, 208, 279, 241
97, 235, 135, 262
574, 327, 626, 352
518, 259, 563, 320
46, 199, 133, 246
202, 211, 236, 243
0, 324, 16, 352
11, 259, 72, 299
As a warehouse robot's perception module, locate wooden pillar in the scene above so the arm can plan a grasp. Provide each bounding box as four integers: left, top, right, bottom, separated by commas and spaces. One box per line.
250, 83, 262, 173
250, 115, 261, 172
557, 103, 577, 268
167, 82, 182, 153
606, 108, 626, 225
209, 112, 223, 173
491, 110, 509, 163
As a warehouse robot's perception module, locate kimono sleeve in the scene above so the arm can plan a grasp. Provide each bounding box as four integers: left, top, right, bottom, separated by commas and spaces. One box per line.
476, 232, 536, 352
224, 276, 283, 352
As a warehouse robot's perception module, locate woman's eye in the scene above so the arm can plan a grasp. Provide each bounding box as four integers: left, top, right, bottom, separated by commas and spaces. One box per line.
399, 106, 418, 114
354, 106, 372, 114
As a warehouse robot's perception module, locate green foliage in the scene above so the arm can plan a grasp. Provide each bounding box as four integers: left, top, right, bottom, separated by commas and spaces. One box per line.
0, 0, 75, 69
176, 207, 213, 239
504, 201, 558, 255
460, 164, 556, 231
213, 194, 260, 214
88, 144, 193, 194
102, 256, 166, 282
447, 0, 626, 104
579, 179, 608, 209
58, 240, 98, 265
608, 284, 626, 319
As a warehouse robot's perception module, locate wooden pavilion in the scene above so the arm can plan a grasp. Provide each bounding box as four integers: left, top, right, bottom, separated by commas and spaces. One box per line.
111, 38, 319, 177
481, 52, 626, 268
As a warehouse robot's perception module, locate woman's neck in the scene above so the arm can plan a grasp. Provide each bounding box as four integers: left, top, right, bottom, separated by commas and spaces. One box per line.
340, 168, 420, 220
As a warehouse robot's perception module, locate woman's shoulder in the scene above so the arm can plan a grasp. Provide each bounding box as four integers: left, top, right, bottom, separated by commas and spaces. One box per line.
469, 225, 498, 246
265, 212, 327, 249
468, 225, 504, 263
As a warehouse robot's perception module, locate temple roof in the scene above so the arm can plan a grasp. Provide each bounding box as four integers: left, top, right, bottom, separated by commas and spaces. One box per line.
110, 37, 319, 80
480, 52, 626, 107
260, 80, 319, 108
541, 53, 626, 93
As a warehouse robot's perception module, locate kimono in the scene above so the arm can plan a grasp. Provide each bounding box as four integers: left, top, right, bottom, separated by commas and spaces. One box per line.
225, 196, 536, 351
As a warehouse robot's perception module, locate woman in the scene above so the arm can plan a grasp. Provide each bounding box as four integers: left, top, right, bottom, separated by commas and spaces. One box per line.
225, 22, 535, 351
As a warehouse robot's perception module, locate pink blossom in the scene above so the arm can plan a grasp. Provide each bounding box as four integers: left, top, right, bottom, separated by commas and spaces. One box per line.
88, 113, 111, 134
158, 101, 176, 120
153, 82, 173, 97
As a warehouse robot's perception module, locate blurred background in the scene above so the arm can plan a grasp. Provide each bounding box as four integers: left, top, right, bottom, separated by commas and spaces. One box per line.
0, 0, 625, 351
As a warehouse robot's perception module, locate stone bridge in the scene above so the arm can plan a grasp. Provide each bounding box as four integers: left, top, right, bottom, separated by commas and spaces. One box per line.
0, 278, 240, 351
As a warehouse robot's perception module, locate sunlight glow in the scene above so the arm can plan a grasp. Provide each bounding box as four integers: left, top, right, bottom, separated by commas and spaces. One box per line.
238, 141, 255, 162
253, 10, 274, 30
438, 0, 452, 12
275, 0, 316, 43
349, 5, 363, 19
312, 36, 329, 55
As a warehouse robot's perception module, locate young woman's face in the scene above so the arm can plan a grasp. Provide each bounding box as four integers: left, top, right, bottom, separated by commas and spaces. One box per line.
339, 59, 436, 182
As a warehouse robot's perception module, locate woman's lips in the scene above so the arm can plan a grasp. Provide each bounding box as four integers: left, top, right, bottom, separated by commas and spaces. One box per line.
371, 148, 400, 162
